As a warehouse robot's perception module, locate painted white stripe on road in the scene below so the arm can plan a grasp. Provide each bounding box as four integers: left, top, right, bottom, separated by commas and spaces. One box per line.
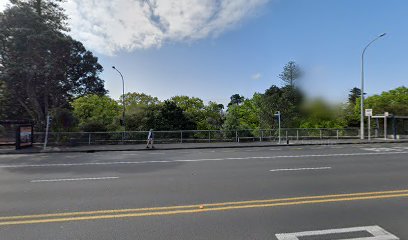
0, 151, 407, 169
275, 225, 399, 240
30, 177, 119, 183
269, 167, 332, 172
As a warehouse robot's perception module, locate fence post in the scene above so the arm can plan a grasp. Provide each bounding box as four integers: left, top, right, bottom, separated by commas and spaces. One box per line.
208, 131, 211, 143
235, 130, 238, 142
320, 129, 322, 140
296, 130, 299, 141
336, 130, 339, 140
180, 131, 183, 144
261, 130, 263, 142
88, 133, 91, 145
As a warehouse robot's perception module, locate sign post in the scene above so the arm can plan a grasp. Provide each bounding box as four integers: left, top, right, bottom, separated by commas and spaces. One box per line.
384, 112, 389, 140
43, 114, 51, 150
274, 111, 281, 144
365, 109, 373, 140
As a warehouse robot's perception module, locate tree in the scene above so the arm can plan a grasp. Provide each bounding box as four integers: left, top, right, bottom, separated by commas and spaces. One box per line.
121, 92, 160, 110
348, 87, 361, 105
279, 61, 302, 86
228, 94, 245, 107
170, 95, 205, 121
0, 0, 106, 129
50, 108, 78, 132
257, 85, 303, 128
0, 81, 30, 119
71, 95, 120, 132
361, 86, 408, 115
223, 96, 260, 131
197, 102, 225, 130
144, 101, 196, 131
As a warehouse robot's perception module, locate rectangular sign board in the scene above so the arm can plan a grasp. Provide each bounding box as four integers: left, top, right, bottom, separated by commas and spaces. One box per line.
365, 109, 373, 117
16, 125, 33, 150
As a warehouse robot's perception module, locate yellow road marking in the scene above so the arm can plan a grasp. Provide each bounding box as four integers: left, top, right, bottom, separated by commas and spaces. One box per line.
1, 190, 408, 226
1, 189, 408, 221
1, 193, 408, 226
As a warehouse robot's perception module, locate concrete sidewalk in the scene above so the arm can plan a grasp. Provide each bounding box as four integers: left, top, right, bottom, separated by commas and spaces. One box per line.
1, 138, 408, 154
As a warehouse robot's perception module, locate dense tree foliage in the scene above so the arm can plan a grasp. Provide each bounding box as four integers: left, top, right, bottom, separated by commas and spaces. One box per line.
72, 95, 120, 132
348, 87, 361, 105
257, 85, 303, 128
228, 94, 245, 107
362, 87, 408, 116
0, 0, 106, 129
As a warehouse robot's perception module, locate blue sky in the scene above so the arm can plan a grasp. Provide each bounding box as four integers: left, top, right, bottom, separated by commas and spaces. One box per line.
1, 0, 407, 105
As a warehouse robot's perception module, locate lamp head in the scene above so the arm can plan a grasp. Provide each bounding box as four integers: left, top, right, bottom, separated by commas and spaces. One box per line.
112, 66, 116, 69
379, 33, 387, 37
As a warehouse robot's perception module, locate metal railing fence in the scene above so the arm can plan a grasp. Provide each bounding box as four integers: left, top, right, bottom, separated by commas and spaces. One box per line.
32, 128, 361, 146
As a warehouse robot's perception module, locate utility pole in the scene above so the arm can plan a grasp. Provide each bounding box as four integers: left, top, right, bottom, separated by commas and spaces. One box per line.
112, 66, 126, 142
360, 33, 386, 139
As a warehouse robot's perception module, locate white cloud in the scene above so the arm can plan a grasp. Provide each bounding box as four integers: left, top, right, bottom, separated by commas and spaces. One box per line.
63, 0, 269, 55
0, 0, 269, 55
251, 72, 262, 80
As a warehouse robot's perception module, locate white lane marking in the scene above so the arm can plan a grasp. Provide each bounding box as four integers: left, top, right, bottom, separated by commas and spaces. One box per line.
30, 177, 119, 183
269, 148, 282, 151
275, 225, 399, 240
269, 167, 332, 172
1, 151, 407, 168
148, 153, 165, 155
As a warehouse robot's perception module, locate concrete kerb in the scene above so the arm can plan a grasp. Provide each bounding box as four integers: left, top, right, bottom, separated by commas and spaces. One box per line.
1, 139, 408, 155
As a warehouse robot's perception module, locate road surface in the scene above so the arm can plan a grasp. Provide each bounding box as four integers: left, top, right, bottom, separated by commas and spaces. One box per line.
0, 143, 407, 239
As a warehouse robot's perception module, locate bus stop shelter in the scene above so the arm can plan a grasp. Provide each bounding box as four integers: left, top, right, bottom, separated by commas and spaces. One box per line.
0, 120, 34, 149
371, 115, 408, 140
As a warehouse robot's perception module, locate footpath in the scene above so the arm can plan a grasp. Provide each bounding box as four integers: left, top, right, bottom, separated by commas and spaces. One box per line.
1, 139, 408, 155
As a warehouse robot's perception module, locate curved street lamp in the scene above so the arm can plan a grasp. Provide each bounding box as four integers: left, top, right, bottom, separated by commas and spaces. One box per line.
112, 66, 126, 133
360, 33, 386, 140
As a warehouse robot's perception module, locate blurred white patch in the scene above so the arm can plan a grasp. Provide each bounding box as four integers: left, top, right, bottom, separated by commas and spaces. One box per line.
0, 0, 9, 11
251, 72, 262, 80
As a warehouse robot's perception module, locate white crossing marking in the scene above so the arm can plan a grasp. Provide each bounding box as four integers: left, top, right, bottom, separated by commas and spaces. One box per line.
275, 225, 399, 240
269, 167, 332, 172
361, 147, 408, 152
0, 151, 406, 169
30, 177, 119, 183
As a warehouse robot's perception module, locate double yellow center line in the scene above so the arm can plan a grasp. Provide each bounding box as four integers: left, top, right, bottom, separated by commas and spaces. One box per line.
1, 189, 408, 226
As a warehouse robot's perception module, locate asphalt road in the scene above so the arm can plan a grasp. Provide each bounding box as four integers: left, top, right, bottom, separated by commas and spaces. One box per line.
0, 143, 407, 239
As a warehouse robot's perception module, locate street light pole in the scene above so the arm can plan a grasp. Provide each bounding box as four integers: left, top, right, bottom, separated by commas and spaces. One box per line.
360, 33, 386, 140
112, 66, 126, 134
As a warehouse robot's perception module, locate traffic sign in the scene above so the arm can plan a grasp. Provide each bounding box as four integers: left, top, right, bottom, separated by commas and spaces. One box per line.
365, 109, 373, 117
